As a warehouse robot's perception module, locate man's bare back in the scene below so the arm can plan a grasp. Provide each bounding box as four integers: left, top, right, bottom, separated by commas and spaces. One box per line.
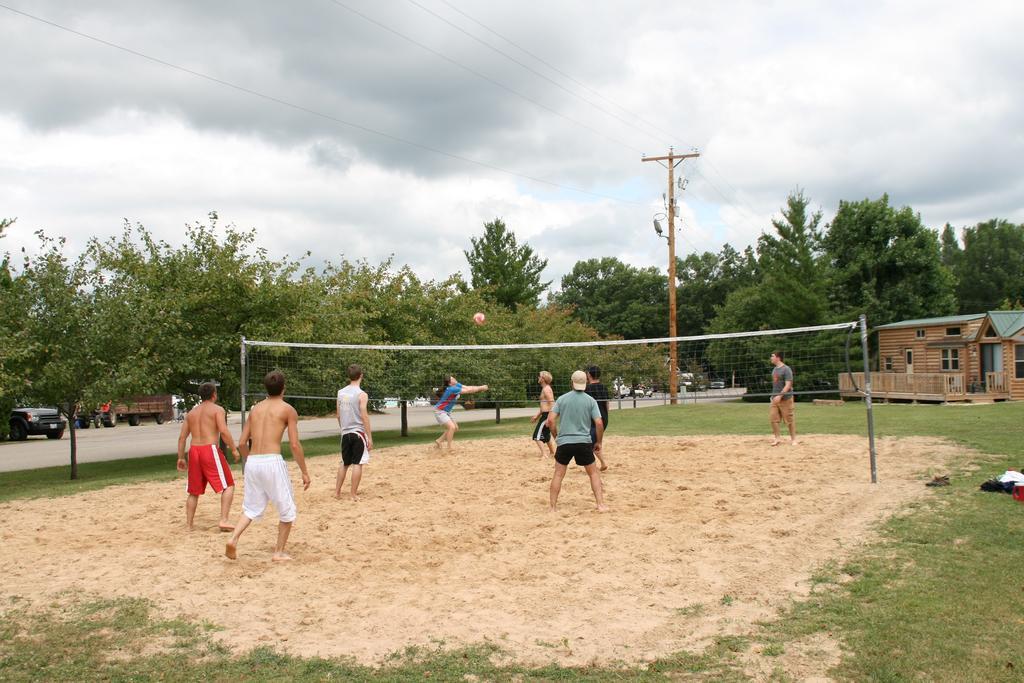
241, 396, 299, 456
185, 401, 231, 446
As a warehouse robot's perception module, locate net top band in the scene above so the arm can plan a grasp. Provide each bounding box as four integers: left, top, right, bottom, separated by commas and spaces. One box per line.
243, 321, 858, 352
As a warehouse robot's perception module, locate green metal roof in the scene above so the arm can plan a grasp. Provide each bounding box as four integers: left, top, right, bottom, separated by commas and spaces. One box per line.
988, 310, 1024, 338
874, 313, 985, 330
875, 310, 1024, 338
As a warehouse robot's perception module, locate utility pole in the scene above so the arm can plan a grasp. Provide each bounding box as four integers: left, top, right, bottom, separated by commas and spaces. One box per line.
643, 146, 699, 405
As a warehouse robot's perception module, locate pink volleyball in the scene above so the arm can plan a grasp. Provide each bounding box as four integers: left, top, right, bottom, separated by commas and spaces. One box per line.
473, 312, 486, 325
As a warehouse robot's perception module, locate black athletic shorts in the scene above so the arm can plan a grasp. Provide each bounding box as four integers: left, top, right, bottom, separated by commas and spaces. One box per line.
555, 442, 595, 467
531, 412, 551, 442
341, 432, 369, 466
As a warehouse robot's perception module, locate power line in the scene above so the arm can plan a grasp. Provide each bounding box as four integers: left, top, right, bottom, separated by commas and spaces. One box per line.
436, 0, 683, 146
405, 0, 670, 148
330, 0, 771, 239
324, 0, 645, 155
428, 1, 769, 236
0, 2, 643, 206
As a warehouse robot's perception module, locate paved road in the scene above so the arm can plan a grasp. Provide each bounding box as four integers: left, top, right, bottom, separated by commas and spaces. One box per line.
0, 391, 738, 473
0, 405, 529, 473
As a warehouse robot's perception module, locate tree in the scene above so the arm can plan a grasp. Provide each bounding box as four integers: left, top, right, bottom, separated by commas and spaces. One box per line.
675, 244, 758, 336
90, 214, 308, 408
822, 194, 956, 326
0, 218, 17, 438
552, 257, 666, 339
712, 190, 831, 333
9, 232, 168, 478
464, 218, 550, 311
940, 223, 963, 271
955, 219, 1024, 313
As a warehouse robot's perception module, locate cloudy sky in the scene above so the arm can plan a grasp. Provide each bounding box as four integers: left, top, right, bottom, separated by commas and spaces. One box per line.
1, 1, 1022, 289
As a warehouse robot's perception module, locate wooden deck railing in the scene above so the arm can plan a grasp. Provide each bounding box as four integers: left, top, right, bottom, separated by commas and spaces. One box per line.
839, 371, 1008, 400
986, 371, 1007, 393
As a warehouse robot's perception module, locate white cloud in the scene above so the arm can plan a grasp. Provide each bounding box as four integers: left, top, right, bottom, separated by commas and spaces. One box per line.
1, 0, 1022, 292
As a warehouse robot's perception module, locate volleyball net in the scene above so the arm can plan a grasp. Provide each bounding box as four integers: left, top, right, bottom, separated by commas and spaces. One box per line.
241, 320, 863, 410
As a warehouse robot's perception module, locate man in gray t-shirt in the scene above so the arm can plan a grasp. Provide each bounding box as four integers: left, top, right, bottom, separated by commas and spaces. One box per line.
769, 351, 797, 446
545, 370, 608, 512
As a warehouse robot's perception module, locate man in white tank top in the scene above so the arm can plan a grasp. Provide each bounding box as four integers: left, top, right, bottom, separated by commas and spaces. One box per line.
336, 363, 373, 501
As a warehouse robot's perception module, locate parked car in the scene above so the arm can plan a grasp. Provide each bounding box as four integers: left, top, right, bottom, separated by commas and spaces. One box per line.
8, 407, 66, 441
678, 373, 708, 391
633, 384, 655, 398
709, 379, 726, 390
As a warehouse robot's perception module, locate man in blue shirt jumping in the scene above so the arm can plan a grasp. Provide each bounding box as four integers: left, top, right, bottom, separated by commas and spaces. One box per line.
433, 374, 489, 451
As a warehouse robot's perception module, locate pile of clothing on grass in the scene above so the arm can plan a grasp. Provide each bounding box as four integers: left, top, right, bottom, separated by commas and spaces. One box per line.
979, 470, 1024, 494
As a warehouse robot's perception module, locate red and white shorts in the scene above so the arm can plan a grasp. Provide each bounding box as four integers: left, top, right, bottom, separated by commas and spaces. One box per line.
186, 443, 234, 495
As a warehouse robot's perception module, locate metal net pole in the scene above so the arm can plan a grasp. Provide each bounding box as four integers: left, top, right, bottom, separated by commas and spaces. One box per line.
859, 315, 878, 483
240, 336, 248, 429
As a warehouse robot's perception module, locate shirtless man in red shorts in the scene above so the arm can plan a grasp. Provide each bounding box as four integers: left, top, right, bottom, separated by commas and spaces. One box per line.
176, 382, 240, 531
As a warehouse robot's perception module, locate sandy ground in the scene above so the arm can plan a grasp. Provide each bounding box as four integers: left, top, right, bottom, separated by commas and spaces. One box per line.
0, 434, 961, 669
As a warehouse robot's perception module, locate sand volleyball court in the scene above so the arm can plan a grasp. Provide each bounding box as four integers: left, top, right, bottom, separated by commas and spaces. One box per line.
0, 434, 959, 665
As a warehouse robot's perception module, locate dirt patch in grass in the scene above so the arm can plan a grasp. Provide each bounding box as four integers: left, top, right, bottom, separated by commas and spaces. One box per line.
0, 434, 961, 668
742, 631, 844, 682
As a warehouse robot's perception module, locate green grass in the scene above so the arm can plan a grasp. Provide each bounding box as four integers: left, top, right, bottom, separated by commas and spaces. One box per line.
2, 400, 1024, 680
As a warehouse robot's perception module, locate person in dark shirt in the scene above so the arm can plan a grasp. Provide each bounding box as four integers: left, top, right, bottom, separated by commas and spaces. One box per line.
584, 365, 609, 471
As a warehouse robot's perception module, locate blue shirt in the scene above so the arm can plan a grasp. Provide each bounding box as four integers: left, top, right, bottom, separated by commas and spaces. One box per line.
434, 382, 463, 414
552, 390, 601, 445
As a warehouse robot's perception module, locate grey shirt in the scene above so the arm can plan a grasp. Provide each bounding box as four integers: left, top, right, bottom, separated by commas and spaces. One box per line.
772, 364, 793, 399
337, 384, 366, 434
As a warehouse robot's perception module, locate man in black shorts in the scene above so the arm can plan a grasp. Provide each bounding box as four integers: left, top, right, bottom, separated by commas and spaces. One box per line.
530, 370, 556, 457
545, 370, 608, 512
336, 364, 373, 500
584, 365, 610, 471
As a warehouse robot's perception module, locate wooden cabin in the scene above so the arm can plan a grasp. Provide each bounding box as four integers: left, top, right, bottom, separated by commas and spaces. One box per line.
839, 311, 1024, 402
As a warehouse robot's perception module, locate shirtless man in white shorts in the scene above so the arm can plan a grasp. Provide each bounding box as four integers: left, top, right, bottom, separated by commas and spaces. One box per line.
225, 370, 311, 562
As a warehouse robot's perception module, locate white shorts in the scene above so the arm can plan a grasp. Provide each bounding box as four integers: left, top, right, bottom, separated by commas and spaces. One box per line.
434, 410, 453, 425
241, 454, 296, 523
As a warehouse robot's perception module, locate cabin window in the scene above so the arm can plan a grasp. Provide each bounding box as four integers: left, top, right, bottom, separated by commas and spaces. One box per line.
915, 329, 926, 339
1017, 345, 1024, 379
984, 326, 998, 337
945, 326, 961, 336
884, 356, 893, 371
941, 349, 960, 371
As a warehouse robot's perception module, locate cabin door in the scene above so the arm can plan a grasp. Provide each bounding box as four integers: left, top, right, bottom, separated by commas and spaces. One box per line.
981, 343, 1003, 389
905, 348, 914, 374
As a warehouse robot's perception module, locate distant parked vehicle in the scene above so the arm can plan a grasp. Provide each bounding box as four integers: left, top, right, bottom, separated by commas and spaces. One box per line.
612, 379, 631, 398
710, 379, 726, 390
8, 407, 66, 441
80, 395, 175, 428
632, 384, 655, 398
678, 373, 708, 391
